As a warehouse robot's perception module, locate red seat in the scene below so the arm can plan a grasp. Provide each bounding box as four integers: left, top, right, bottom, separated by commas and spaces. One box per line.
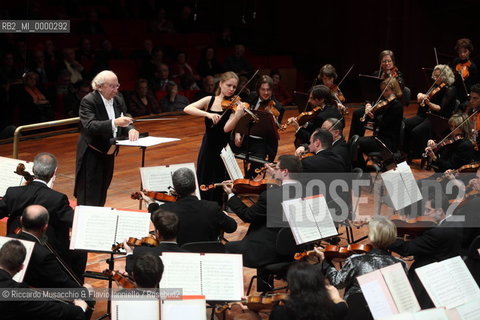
155, 90, 168, 101
109, 60, 140, 91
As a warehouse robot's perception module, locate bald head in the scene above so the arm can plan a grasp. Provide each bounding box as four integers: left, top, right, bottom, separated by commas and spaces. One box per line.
21, 205, 49, 232
91, 70, 119, 100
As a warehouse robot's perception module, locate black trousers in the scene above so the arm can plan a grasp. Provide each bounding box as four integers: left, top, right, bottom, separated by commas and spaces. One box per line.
76, 147, 115, 206
404, 115, 430, 157
348, 107, 367, 141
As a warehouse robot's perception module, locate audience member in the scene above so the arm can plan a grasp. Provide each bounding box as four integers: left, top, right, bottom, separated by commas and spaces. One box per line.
159, 82, 189, 112
128, 79, 162, 116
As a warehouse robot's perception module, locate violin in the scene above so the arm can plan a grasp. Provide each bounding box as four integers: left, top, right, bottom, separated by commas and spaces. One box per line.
294, 244, 372, 262
254, 162, 277, 174
300, 152, 315, 159
420, 82, 446, 107
14, 163, 34, 185
215, 293, 288, 313
111, 235, 159, 252
200, 179, 280, 195
264, 100, 280, 118
456, 60, 472, 79
131, 190, 177, 203
221, 96, 259, 122
279, 105, 324, 130
390, 215, 437, 237
103, 270, 136, 288
436, 161, 480, 182
422, 133, 464, 159
360, 95, 396, 122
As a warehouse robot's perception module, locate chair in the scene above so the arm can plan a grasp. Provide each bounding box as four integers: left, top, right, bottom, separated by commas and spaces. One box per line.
349, 134, 360, 165
180, 241, 226, 253
246, 228, 299, 295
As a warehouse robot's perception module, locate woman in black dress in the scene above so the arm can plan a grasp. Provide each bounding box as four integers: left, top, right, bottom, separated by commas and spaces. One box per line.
184, 71, 246, 205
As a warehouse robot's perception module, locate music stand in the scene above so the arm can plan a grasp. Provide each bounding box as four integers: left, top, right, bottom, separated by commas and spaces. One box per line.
358, 74, 382, 103
427, 113, 450, 141
234, 110, 279, 174
421, 67, 434, 88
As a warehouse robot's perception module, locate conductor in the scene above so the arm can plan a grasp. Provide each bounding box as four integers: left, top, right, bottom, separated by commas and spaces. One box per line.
74, 70, 139, 206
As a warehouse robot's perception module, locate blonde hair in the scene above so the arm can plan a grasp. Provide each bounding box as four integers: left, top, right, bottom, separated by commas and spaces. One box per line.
368, 216, 397, 249
381, 77, 403, 98
215, 71, 239, 95
433, 64, 455, 86
449, 113, 473, 142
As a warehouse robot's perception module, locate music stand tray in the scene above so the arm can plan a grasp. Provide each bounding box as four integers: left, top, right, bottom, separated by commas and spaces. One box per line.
358, 74, 382, 103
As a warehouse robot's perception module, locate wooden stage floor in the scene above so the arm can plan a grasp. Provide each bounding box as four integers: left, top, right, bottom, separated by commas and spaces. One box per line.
0, 103, 428, 318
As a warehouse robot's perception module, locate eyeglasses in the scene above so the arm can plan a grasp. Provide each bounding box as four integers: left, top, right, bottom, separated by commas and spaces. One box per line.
106, 83, 120, 89
381, 60, 393, 64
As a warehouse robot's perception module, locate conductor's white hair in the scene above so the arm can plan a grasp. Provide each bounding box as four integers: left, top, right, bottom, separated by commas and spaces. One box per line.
91, 70, 117, 90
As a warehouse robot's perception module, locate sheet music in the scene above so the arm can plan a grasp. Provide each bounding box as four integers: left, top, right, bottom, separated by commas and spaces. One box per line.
381, 263, 420, 313
442, 256, 480, 304
111, 299, 160, 320
381, 162, 422, 211
220, 145, 243, 180
200, 254, 243, 301
162, 297, 206, 320
70, 206, 150, 252
0, 156, 53, 195
0, 236, 35, 282
305, 196, 337, 239
160, 253, 202, 296
357, 270, 399, 319
415, 261, 465, 309
396, 162, 423, 205
139, 163, 200, 198
115, 136, 180, 147
453, 300, 480, 320
282, 198, 322, 244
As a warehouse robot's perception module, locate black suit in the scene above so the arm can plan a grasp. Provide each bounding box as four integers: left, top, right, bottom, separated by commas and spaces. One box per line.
295, 104, 342, 147
125, 242, 186, 274
0, 269, 85, 320
332, 137, 351, 172
10, 232, 81, 289
148, 195, 237, 245
301, 149, 346, 173
389, 219, 462, 308
0, 181, 76, 266
74, 90, 134, 206
226, 183, 300, 268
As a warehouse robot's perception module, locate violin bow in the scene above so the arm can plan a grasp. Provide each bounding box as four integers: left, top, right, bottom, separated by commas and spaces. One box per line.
425, 64, 448, 96
336, 64, 354, 88
434, 47, 439, 66
372, 76, 394, 107
301, 74, 320, 113
432, 111, 478, 150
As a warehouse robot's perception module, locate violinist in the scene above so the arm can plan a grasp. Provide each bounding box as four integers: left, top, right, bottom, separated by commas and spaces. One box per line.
449, 38, 478, 103
318, 64, 347, 113
349, 51, 406, 141
354, 78, 403, 171
424, 113, 475, 172
125, 209, 186, 275
222, 155, 302, 292
404, 65, 457, 159
269, 262, 348, 320
0, 240, 88, 320
233, 75, 285, 178
144, 168, 237, 245
388, 191, 462, 308
130, 253, 164, 290
184, 71, 246, 205
287, 85, 342, 148
455, 83, 480, 157
309, 216, 405, 319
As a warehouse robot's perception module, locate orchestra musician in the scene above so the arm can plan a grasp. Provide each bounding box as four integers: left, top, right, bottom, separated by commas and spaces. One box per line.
318, 64, 347, 113
455, 83, 480, 159
388, 191, 462, 308
449, 38, 478, 103
404, 65, 457, 160
354, 78, 403, 172
310, 216, 405, 320
222, 155, 302, 292
184, 71, 246, 205
0, 240, 88, 320
423, 113, 475, 173
74, 70, 139, 207
234, 75, 285, 178
287, 85, 342, 148
349, 50, 407, 141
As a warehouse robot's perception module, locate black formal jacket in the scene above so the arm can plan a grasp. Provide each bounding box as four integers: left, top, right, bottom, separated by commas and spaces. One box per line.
227, 183, 300, 268
0, 269, 85, 320
10, 232, 80, 289
149, 195, 237, 245
332, 137, 351, 172
125, 242, 186, 274
0, 181, 73, 258
74, 91, 134, 195
301, 149, 347, 173
295, 104, 342, 145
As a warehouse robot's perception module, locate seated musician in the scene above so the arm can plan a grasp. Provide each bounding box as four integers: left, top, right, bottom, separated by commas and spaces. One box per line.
354, 78, 403, 171
0, 240, 88, 320
388, 191, 462, 308
125, 209, 186, 274
287, 85, 342, 148
309, 216, 404, 320
0, 152, 85, 280
222, 155, 302, 292
423, 113, 475, 172
449, 38, 478, 103
130, 253, 164, 289
9, 205, 92, 294
269, 262, 347, 320
349, 50, 407, 141
233, 75, 285, 178
455, 83, 480, 159
143, 167, 237, 245
404, 65, 457, 159
319, 64, 347, 114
